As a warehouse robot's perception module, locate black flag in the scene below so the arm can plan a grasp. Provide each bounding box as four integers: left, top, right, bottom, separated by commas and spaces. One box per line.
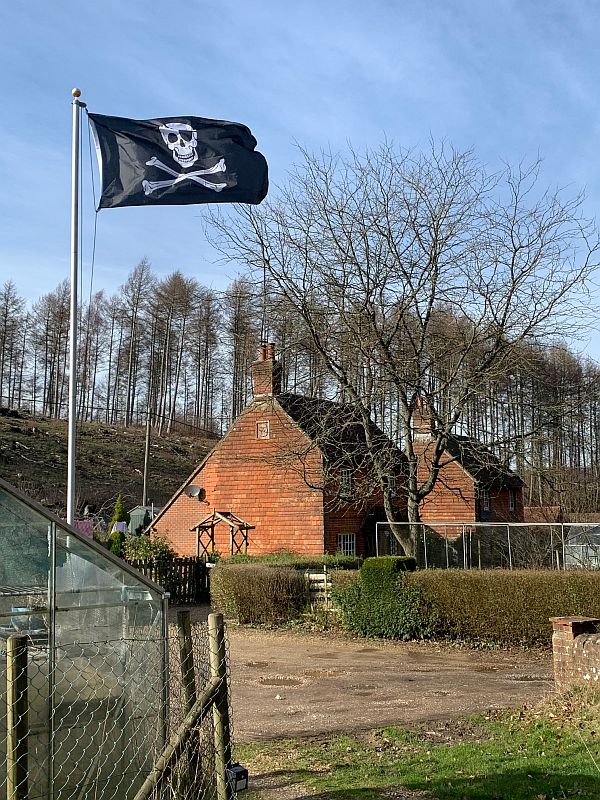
88, 113, 268, 209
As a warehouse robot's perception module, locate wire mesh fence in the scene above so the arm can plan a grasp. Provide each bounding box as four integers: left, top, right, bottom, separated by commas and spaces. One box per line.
375, 522, 600, 569
0, 613, 234, 800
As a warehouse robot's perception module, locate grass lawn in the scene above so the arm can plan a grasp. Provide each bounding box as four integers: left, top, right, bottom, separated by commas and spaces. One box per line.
237, 688, 600, 800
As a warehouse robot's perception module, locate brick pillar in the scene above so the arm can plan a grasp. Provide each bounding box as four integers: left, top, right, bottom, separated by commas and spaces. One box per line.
550, 616, 600, 691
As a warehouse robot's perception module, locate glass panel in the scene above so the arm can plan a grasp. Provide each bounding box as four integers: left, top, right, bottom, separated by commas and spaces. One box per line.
0, 486, 50, 615
0, 481, 167, 800
52, 522, 165, 798
54, 526, 163, 644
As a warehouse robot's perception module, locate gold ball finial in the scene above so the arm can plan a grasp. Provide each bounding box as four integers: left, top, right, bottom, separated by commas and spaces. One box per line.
72, 88, 82, 98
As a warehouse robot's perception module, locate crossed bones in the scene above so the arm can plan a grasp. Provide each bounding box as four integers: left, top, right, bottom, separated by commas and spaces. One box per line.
142, 157, 227, 195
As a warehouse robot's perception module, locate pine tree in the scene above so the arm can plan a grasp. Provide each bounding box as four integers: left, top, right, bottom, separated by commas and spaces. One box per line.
107, 494, 130, 556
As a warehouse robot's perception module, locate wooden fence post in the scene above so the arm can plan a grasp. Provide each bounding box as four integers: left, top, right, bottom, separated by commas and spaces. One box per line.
208, 613, 233, 800
177, 609, 200, 789
177, 610, 197, 714
7, 634, 28, 800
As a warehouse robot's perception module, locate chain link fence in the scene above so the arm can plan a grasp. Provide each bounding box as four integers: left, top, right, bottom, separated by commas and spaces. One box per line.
0, 612, 235, 800
375, 522, 600, 570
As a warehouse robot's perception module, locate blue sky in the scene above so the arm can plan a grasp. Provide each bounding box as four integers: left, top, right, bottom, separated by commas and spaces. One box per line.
1, 1, 600, 353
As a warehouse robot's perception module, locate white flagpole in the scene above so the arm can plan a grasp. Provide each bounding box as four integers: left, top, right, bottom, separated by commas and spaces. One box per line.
67, 88, 85, 525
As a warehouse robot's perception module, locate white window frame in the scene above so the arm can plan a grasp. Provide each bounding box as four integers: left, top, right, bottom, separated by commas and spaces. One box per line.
339, 469, 353, 498
482, 489, 491, 512
337, 532, 356, 557
386, 475, 397, 497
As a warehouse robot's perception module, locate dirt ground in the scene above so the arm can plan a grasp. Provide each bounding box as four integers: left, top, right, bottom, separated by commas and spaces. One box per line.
171, 606, 554, 743
226, 626, 553, 743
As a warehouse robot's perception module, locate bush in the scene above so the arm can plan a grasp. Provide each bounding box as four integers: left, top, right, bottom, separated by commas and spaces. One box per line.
360, 556, 417, 596
228, 551, 362, 571
331, 569, 361, 592
406, 569, 600, 646
123, 534, 175, 561
108, 494, 130, 530
210, 564, 310, 624
334, 556, 437, 640
107, 529, 125, 557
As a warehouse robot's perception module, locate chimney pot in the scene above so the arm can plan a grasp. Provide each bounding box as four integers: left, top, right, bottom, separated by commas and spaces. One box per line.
267, 342, 275, 360
258, 344, 267, 362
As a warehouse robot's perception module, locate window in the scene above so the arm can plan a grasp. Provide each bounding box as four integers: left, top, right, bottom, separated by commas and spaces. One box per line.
256, 420, 270, 440
339, 469, 353, 498
482, 489, 491, 513
387, 533, 398, 556
385, 475, 397, 497
337, 532, 356, 556
508, 489, 515, 512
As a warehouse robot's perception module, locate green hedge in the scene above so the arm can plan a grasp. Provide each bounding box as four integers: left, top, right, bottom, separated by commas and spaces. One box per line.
210, 564, 310, 624
213, 561, 600, 646
227, 551, 362, 571
406, 569, 600, 646
334, 556, 436, 641
333, 566, 600, 646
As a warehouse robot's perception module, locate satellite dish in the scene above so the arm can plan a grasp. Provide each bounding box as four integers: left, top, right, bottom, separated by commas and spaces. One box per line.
185, 485, 205, 500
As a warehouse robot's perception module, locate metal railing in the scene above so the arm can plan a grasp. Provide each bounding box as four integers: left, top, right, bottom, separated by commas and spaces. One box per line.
375, 521, 600, 570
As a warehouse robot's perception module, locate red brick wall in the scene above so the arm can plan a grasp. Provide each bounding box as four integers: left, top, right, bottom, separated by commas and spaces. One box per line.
551, 617, 600, 691
152, 397, 326, 556
415, 438, 477, 523
414, 437, 524, 523
324, 504, 369, 557
489, 486, 525, 522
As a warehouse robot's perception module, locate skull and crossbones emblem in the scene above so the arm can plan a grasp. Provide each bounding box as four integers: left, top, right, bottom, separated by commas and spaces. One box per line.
142, 122, 227, 195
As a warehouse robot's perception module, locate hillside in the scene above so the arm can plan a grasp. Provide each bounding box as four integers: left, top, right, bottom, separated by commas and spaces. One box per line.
0, 409, 218, 520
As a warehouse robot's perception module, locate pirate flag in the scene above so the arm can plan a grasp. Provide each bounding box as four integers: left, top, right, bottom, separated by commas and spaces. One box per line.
88, 113, 269, 209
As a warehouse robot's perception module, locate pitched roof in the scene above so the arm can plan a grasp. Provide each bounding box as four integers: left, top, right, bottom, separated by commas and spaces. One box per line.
275, 393, 403, 468
444, 434, 524, 488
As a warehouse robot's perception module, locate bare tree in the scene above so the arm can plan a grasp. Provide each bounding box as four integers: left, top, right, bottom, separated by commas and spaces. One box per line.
209, 142, 599, 557
0, 281, 25, 407
31, 280, 70, 418
120, 259, 155, 426
188, 288, 221, 430
222, 277, 261, 420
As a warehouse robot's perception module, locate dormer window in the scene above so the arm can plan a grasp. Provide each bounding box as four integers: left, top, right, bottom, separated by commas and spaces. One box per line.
340, 469, 353, 498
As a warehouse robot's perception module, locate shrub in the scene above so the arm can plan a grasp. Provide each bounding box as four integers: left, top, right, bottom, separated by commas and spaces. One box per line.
228, 551, 362, 571
360, 556, 417, 596
109, 494, 130, 530
107, 529, 125, 557
334, 556, 437, 640
210, 564, 310, 624
331, 569, 361, 592
123, 534, 175, 561
406, 569, 600, 646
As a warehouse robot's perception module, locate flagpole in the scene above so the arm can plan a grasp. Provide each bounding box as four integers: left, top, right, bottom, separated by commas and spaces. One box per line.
67, 88, 85, 525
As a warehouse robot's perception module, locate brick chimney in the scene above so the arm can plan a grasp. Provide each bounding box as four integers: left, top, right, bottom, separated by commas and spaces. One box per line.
413, 395, 434, 439
252, 342, 281, 397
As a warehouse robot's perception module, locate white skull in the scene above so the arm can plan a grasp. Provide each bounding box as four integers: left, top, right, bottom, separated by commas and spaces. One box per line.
159, 122, 198, 168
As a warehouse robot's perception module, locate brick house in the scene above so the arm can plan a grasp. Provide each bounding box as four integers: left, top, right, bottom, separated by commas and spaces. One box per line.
412, 401, 525, 524
151, 344, 405, 558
